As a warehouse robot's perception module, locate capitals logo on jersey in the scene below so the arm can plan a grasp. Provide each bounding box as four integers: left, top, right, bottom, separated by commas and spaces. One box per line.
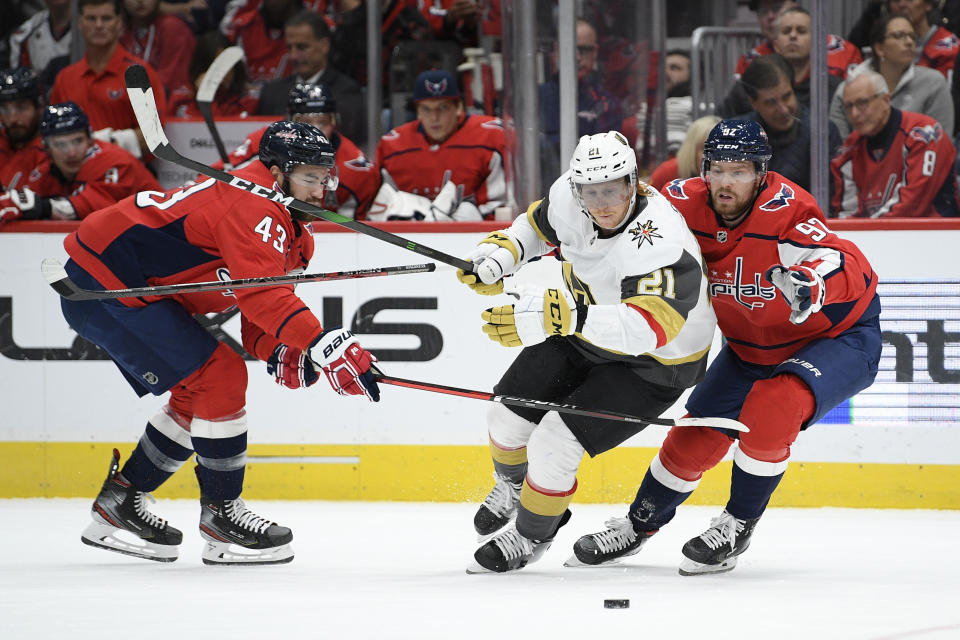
666, 178, 689, 200
629, 219, 662, 248
908, 123, 942, 144
708, 256, 777, 309
934, 34, 960, 50
759, 183, 795, 211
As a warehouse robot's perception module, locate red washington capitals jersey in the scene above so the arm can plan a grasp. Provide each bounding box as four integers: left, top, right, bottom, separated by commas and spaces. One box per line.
0, 132, 45, 191
64, 161, 322, 353
830, 109, 958, 218
213, 126, 378, 218
375, 114, 506, 217
918, 26, 960, 80
662, 172, 878, 365
26, 140, 161, 218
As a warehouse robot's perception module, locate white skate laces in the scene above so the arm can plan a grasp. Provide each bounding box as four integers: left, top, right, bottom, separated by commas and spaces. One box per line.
133, 491, 166, 529
225, 498, 272, 533
589, 517, 638, 553
482, 473, 520, 516
698, 511, 743, 550
493, 528, 534, 561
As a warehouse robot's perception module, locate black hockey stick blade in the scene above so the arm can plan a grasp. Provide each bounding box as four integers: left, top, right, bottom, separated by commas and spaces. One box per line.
124, 64, 474, 273
196, 46, 244, 168
41, 258, 435, 301
371, 369, 749, 432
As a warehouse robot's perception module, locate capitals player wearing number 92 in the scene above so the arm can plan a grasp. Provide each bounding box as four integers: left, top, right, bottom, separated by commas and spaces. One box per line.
58, 121, 380, 566
572, 120, 882, 576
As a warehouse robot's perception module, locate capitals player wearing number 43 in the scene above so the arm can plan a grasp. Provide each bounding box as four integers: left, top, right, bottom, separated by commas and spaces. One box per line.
572, 120, 882, 576
59, 121, 380, 565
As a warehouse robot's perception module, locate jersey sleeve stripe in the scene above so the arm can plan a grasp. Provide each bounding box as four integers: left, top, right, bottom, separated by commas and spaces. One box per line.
525, 198, 559, 246
274, 306, 310, 339
623, 297, 678, 346
624, 302, 668, 348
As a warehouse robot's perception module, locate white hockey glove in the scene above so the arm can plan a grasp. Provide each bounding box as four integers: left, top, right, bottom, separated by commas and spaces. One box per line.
308, 328, 380, 402
765, 265, 825, 325
481, 283, 581, 347
93, 127, 142, 158
456, 230, 520, 295
0, 187, 76, 221
426, 177, 483, 221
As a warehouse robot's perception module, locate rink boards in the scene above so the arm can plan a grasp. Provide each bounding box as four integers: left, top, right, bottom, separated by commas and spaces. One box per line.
0, 221, 957, 508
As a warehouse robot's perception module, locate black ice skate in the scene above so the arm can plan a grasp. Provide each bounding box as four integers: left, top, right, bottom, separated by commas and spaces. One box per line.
467, 510, 571, 574
565, 516, 657, 567
80, 448, 182, 562
679, 509, 760, 576
473, 473, 522, 541
199, 496, 294, 565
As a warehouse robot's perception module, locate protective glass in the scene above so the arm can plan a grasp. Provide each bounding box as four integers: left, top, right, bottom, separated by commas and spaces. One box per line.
46, 133, 88, 152
286, 164, 339, 191
575, 178, 632, 209
0, 101, 33, 116
704, 164, 758, 185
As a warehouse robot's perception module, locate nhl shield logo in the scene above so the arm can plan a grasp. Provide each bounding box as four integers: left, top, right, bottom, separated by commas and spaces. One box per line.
716, 230, 728, 243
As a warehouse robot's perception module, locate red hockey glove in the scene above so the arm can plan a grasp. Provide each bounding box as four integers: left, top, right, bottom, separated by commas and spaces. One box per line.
308, 329, 380, 402
266, 344, 319, 389
765, 265, 825, 325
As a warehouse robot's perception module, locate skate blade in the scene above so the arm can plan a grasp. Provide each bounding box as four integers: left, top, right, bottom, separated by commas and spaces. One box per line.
201, 540, 294, 566
465, 560, 497, 574
678, 556, 738, 576
562, 554, 623, 568
81, 522, 178, 562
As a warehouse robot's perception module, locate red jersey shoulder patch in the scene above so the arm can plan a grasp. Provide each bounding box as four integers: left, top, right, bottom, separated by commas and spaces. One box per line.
758, 183, 795, 211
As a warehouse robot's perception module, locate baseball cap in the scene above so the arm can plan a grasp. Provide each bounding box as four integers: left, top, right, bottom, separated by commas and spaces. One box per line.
412, 69, 460, 103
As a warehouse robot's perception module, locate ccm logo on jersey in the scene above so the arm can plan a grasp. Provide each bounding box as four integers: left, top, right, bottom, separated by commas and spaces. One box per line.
759, 184, 795, 211
708, 256, 776, 309
665, 178, 689, 200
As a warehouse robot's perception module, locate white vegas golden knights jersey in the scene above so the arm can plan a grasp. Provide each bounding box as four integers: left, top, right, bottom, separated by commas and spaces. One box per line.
502, 171, 717, 388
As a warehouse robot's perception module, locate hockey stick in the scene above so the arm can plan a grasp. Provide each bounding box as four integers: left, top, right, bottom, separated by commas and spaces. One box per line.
40, 258, 435, 301
123, 65, 474, 273
372, 369, 749, 432
195, 46, 244, 168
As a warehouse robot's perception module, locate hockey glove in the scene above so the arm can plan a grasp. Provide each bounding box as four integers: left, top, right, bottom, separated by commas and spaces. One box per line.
481, 284, 580, 347
93, 127, 143, 158
266, 344, 319, 389
456, 231, 520, 296
0, 188, 76, 221
308, 328, 380, 402
765, 265, 825, 325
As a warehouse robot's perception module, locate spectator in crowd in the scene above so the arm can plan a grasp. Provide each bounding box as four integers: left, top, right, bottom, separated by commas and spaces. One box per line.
889, 0, 960, 79
220, 0, 301, 87
830, 13, 954, 139
50, 0, 168, 159
371, 69, 506, 221
831, 70, 958, 218
167, 31, 259, 118
539, 18, 623, 193
665, 50, 691, 93
0, 102, 160, 224
736, 0, 861, 80
121, 0, 196, 95
647, 114, 721, 191
627, 49, 693, 167
330, 0, 432, 90
0, 67, 46, 191
214, 83, 378, 219
257, 10, 365, 147
419, 0, 480, 48
740, 54, 841, 192
8, 0, 72, 79
719, 8, 844, 118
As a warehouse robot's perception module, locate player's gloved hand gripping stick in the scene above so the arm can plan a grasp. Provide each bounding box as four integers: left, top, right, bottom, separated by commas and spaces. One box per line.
123, 64, 473, 273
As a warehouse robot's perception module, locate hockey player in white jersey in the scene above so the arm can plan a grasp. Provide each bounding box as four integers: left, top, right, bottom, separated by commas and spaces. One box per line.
456, 131, 717, 572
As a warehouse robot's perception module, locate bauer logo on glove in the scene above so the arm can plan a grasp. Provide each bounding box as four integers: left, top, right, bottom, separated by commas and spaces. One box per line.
308, 329, 380, 402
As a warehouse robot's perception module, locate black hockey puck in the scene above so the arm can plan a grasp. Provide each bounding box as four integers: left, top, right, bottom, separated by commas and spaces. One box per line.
603, 599, 629, 609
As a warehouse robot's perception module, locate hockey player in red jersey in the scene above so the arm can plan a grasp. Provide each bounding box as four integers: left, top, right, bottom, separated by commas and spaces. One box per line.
456, 131, 716, 573
214, 83, 378, 219
0, 102, 160, 224
60, 121, 380, 565
830, 70, 958, 218
572, 120, 882, 575
371, 69, 507, 221
0, 67, 46, 193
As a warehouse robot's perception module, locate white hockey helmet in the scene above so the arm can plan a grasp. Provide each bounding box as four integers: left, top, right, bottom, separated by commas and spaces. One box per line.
568, 131, 638, 224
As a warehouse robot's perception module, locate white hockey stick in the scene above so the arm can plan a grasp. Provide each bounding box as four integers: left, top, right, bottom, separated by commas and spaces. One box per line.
195, 46, 244, 168
123, 64, 474, 272
41, 258, 435, 301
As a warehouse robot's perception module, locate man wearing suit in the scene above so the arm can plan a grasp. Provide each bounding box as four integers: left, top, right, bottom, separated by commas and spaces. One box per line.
256, 9, 366, 146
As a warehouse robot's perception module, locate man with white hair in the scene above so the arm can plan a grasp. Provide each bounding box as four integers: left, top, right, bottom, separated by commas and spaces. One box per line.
830, 69, 959, 217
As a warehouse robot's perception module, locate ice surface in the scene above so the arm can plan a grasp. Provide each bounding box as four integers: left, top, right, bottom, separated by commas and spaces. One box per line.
1, 500, 958, 639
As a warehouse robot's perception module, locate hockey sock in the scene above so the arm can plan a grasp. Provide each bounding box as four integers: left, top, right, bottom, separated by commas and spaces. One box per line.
121, 422, 194, 492
516, 476, 577, 541
191, 412, 248, 500
726, 449, 787, 520
628, 464, 694, 532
